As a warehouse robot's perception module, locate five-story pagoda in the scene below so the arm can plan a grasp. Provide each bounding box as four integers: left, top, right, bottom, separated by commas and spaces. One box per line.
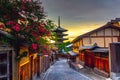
53, 16, 68, 44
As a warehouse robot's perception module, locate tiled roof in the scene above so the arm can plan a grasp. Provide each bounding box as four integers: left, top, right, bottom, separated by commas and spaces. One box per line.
53, 26, 68, 32
79, 43, 99, 50
92, 48, 109, 53
68, 51, 78, 56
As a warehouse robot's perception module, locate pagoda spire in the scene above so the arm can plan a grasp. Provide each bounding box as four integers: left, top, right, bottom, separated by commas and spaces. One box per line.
53, 16, 68, 44
58, 16, 60, 27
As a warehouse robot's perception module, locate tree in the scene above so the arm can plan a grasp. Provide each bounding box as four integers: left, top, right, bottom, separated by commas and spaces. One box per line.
0, 0, 54, 60
58, 42, 72, 53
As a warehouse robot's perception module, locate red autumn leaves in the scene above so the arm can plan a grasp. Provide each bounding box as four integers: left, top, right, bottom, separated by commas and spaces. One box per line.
31, 43, 38, 50
38, 23, 50, 36
0, 24, 4, 29
31, 24, 51, 51
31, 43, 50, 55
6, 20, 51, 51
6, 21, 20, 32
5, 19, 51, 51
0, 0, 52, 55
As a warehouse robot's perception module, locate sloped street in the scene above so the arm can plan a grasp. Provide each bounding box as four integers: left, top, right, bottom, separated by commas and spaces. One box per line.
44, 59, 92, 80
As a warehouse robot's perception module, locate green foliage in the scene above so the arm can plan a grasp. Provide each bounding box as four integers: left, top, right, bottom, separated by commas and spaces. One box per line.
58, 42, 72, 53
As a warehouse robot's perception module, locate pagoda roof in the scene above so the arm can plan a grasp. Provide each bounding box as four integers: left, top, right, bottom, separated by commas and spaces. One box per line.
53, 16, 68, 32
53, 26, 68, 32
56, 34, 68, 36
57, 38, 68, 40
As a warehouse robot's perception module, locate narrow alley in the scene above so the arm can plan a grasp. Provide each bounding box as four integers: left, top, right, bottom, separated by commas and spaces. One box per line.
43, 59, 92, 80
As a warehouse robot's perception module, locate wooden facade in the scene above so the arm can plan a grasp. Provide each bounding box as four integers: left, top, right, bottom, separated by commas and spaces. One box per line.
0, 31, 52, 80
72, 18, 120, 76
68, 51, 78, 62
73, 26, 120, 52
0, 47, 14, 80
110, 43, 120, 80
19, 48, 51, 80
84, 50, 95, 68
93, 48, 109, 73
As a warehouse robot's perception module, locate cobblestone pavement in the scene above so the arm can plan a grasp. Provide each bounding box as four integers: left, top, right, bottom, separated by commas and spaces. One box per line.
44, 59, 93, 80
78, 68, 106, 80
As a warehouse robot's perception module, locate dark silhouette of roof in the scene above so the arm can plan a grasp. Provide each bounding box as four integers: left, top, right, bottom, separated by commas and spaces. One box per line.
68, 51, 78, 56
53, 26, 68, 32
79, 43, 99, 50
92, 48, 109, 53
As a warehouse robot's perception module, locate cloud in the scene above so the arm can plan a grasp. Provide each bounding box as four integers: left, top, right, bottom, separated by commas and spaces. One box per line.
42, 0, 120, 16
41, 0, 120, 40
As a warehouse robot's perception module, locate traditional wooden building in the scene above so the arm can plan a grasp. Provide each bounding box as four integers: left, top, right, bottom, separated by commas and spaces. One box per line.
79, 44, 98, 68
72, 18, 120, 76
16, 46, 51, 80
68, 51, 78, 62
92, 48, 109, 76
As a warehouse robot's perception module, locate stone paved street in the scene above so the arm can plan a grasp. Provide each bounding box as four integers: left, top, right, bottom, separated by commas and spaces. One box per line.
44, 59, 93, 80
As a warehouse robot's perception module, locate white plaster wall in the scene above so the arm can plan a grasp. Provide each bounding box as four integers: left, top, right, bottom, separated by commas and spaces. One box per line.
105, 37, 112, 47
90, 33, 96, 36
91, 38, 104, 47
105, 28, 111, 36
97, 30, 104, 36
112, 29, 119, 36
113, 37, 118, 42
83, 37, 90, 45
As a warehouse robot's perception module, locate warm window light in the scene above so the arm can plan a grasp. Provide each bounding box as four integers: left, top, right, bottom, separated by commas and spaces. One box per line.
118, 21, 120, 25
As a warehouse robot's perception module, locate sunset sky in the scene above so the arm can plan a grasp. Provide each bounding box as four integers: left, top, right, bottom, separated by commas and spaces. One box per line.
41, 0, 120, 41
